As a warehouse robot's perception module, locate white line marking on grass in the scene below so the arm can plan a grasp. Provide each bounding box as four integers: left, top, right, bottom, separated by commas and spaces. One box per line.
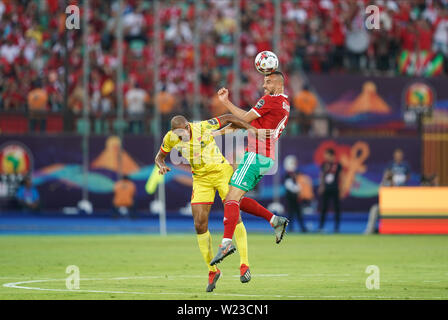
111, 274, 288, 280
237, 274, 289, 278
112, 276, 170, 280
300, 274, 352, 277
3, 279, 182, 296
3, 277, 447, 300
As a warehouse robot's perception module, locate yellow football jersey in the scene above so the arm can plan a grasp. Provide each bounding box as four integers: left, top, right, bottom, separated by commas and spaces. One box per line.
160, 118, 229, 175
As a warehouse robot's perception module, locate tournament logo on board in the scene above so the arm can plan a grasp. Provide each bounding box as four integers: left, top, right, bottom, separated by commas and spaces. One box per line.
0, 142, 34, 198
0, 142, 33, 174
403, 82, 435, 124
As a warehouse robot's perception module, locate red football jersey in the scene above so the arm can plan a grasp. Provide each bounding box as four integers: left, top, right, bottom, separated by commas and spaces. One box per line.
247, 94, 290, 159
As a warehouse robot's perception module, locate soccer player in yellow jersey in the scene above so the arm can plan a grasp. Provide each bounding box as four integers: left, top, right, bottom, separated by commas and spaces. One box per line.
155, 114, 278, 292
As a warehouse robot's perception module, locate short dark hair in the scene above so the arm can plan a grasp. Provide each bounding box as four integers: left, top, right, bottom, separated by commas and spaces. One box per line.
266, 71, 285, 84
267, 70, 284, 79
325, 148, 335, 156
170, 115, 189, 129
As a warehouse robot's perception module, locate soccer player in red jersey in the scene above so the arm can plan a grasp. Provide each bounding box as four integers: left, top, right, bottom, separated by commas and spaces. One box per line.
210, 71, 290, 266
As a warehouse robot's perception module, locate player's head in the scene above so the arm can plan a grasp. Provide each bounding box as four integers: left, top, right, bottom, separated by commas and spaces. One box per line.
393, 148, 403, 163
263, 71, 284, 95
324, 148, 335, 161
23, 176, 32, 188
171, 115, 191, 141
284, 155, 298, 173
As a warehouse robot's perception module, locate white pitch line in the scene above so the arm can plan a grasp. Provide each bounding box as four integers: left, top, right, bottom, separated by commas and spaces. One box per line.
3, 279, 182, 296
111, 274, 289, 280
3, 277, 448, 300
254, 274, 289, 277
299, 274, 352, 277
0, 277, 35, 280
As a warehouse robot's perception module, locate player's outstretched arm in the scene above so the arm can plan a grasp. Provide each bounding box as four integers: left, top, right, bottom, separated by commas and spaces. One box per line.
155, 150, 171, 175
212, 124, 237, 137
217, 114, 270, 141
217, 88, 259, 123
217, 114, 254, 132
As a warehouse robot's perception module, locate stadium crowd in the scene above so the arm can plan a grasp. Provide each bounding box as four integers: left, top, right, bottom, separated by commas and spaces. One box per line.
1, 0, 448, 133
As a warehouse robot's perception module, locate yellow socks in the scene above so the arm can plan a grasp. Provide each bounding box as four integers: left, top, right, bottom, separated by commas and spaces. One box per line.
197, 225, 249, 272
197, 230, 217, 272
234, 222, 249, 267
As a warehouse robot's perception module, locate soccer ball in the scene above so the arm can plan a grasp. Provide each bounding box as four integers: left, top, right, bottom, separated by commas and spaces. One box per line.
254, 51, 279, 75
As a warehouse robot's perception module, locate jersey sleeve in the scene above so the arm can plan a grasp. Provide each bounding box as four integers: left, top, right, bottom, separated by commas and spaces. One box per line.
250, 96, 272, 118
160, 131, 175, 154
200, 117, 222, 132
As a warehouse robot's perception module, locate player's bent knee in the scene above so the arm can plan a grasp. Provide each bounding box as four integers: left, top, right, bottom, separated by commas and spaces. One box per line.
225, 187, 245, 202
194, 221, 208, 234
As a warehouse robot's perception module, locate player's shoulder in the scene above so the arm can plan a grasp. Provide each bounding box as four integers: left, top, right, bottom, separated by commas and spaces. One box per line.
163, 130, 179, 145
401, 161, 411, 170
264, 94, 289, 105
254, 94, 278, 108
270, 94, 291, 113
164, 129, 174, 138
271, 93, 289, 101
198, 119, 213, 130
259, 94, 274, 103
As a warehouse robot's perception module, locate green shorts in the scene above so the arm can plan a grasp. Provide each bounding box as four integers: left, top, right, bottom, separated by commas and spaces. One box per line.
230, 152, 274, 192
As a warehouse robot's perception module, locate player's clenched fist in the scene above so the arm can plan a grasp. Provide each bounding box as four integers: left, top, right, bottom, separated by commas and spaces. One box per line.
217, 87, 229, 103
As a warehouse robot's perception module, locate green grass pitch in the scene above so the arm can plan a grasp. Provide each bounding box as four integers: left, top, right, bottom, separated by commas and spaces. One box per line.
1, 233, 447, 300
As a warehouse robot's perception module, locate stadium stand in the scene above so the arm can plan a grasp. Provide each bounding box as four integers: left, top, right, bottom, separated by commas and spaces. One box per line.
1, 0, 448, 135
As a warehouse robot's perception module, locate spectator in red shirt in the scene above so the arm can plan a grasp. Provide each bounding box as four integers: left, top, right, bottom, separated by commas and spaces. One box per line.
3, 79, 25, 110
328, 17, 345, 71
400, 23, 418, 52
417, 19, 434, 52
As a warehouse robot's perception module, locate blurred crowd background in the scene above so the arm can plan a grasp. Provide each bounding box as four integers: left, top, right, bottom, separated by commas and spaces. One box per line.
1, 0, 448, 135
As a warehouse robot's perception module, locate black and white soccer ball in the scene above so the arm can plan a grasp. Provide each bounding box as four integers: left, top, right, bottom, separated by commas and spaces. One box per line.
254, 51, 279, 75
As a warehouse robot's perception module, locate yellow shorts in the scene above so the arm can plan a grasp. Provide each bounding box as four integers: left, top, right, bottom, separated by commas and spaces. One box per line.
191, 164, 234, 205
